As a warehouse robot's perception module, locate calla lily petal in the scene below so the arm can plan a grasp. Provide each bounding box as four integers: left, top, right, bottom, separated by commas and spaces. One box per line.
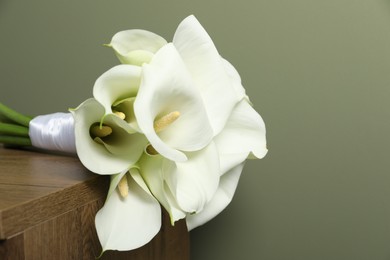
93, 65, 141, 122
186, 163, 244, 231
139, 154, 186, 223
173, 15, 240, 135
95, 169, 161, 252
109, 29, 168, 65
215, 99, 268, 173
112, 97, 140, 132
71, 98, 145, 175
134, 43, 214, 162
96, 114, 147, 158
217, 153, 249, 177
221, 58, 246, 100
162, 142, 220, 214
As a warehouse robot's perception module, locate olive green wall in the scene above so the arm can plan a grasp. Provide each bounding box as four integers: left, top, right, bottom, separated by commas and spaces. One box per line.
2, 0, 390, 259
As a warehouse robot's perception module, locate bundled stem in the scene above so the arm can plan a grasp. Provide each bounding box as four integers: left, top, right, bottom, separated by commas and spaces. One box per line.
0, 102, 32, 127
0, 122, 29, 136
0, 102, 32, 147
0, 136, 31, 146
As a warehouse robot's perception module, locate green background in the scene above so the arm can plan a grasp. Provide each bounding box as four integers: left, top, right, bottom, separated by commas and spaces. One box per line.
1, 0, 390, 259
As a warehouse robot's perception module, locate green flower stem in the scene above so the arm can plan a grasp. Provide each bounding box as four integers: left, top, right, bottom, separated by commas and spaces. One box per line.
0, 102, 33, 147
0, 136, 31, 146
0, 122, 29, 137
0, 102, 32, 127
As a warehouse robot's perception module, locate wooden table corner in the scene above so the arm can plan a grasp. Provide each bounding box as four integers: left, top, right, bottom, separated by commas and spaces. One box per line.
0, 146, 189, 260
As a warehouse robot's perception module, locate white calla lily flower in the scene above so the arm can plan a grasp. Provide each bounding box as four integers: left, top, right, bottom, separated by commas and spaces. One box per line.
93, 64, 142, 132
71, 98, 147, 175
138, 142, 220, 222
95, 168, 161, 252
108, 29, 167, 66
173, 15, 242, 135
134, 43, 214, 162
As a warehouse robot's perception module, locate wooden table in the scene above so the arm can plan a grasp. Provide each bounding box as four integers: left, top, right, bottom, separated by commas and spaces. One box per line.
0, 146, 189, 259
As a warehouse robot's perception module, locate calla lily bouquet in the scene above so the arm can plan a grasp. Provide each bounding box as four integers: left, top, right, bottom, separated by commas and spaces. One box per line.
0, 15, 267, 253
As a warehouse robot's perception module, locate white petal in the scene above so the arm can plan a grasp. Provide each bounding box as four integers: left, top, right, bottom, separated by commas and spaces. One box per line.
218, 153, 249, 176
221, 58, 246, 100
134, 43, 214, 162
186, 163, 244, 230
163, 142, 220, 214
97, 114, 147, 158
112, 97, 141, 132
173, 15, 240, 135
95, 170, 161, 252
71, 99, 146, 175
93, 65, 141, 119
215, 99, 268, 173
138, 154, 186, 223
110, 29, 168, 65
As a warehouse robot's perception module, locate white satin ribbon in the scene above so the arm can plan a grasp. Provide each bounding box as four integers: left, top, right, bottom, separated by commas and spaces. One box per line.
29, 113, 76, 154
